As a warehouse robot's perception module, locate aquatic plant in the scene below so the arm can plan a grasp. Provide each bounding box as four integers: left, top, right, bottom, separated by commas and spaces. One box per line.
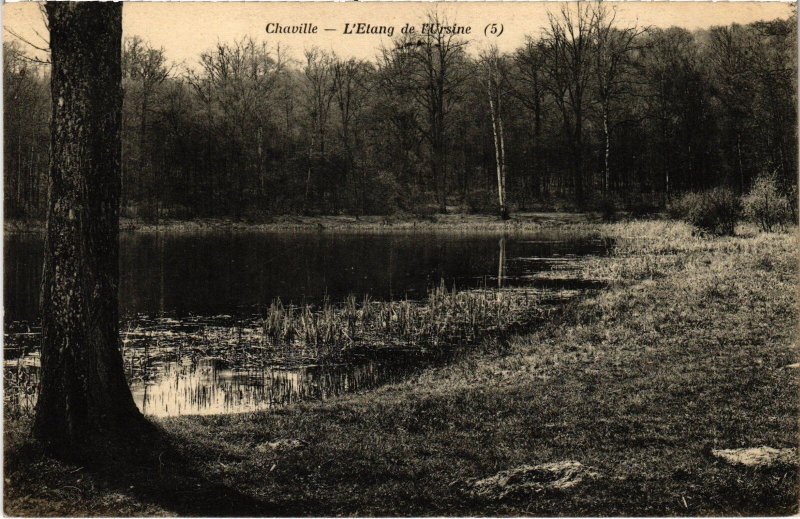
259, 282, 545, 356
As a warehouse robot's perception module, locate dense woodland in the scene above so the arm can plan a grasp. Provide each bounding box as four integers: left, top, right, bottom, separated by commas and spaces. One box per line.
4, 5, 797, 219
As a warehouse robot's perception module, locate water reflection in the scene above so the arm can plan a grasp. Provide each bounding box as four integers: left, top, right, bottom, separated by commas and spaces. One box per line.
132, 357, 424, 417
7, 353, 435, 418
498, 237, 506, 288
4, 231, 607, 323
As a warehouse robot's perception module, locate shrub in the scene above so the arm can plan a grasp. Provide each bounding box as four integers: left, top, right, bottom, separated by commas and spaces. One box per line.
669, 188, 740, 236
741, 175, 793, 232
665, 197, 685, 221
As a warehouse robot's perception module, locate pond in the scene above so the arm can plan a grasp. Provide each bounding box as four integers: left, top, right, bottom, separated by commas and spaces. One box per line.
4, 229, 607, 418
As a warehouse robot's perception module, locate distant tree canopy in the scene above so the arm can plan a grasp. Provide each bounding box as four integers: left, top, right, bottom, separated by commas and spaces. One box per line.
4, 6, 797, 218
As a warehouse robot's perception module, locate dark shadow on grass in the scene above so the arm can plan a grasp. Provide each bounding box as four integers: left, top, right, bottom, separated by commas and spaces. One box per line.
5, 419, 302, 517
531, 278, 609, 291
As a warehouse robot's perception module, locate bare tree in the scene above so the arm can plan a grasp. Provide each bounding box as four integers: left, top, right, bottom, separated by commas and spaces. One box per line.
302, 48, 336, 213
641, 27, 703, 200
122, 36, 171, 214
3, 42, 49, 217
706, 24, 758, 194
512, 38, 548, 197
479, 45, 510, 219
392, 9, 470, 212
542, 3, 598, 207
332, 56, 372, 214
187, 38, 286, 213
592, 5, 646, 196
377, 38, 424, 193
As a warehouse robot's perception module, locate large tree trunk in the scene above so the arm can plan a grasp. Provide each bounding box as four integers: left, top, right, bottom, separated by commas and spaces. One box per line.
34, 2, 145, 457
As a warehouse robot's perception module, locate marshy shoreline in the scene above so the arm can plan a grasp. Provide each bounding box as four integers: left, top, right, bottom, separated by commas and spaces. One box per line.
4, 219, 798, 516
4, 226, 607, 417
5, 211, 605, 236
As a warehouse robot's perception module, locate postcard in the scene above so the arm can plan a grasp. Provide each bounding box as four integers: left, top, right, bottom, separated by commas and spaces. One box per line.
3, 1, 797, 516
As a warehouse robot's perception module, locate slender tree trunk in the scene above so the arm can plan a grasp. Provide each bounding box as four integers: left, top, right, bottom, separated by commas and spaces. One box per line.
498, 104, 507, 219
17, 133, 23, 215
488, 83, 503, 216
574, 109, 584, 208
304, 132, 315, 214
661, 97, 670, 205
28, 145, 36, 214
460, 127, 468, 205
432, 128, 447, 213
531, 86, 542, 198
736, 131, 744, 195
483, 51, 509, 220
120, 133, 126, 212
34, 2, 145, 457
140, 92, 149, 214
257, 126, 264, 197
602, 107, 611, 196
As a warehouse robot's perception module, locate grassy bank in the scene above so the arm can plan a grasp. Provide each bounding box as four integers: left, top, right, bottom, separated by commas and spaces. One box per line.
5, 212, 600, 236
4, 220, 797, 516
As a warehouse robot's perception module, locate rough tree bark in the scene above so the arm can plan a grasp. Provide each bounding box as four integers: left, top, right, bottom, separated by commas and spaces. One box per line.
34, 2, 145, 457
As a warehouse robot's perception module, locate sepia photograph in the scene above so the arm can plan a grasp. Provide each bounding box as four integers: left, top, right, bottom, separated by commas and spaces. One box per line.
2, 0, 798, 515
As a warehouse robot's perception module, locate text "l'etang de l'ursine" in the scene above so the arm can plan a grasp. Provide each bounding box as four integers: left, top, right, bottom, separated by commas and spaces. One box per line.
266, 22, 473, 37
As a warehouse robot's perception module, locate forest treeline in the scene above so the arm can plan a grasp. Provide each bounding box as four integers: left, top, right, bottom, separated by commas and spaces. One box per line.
4, 5, 797, 219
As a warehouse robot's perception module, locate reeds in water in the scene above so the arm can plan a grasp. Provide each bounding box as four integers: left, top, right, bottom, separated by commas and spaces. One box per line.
261, 281, 541, 355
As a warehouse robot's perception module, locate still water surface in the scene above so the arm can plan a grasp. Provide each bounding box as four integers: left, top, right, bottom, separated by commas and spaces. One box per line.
4, 230, 606, 417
